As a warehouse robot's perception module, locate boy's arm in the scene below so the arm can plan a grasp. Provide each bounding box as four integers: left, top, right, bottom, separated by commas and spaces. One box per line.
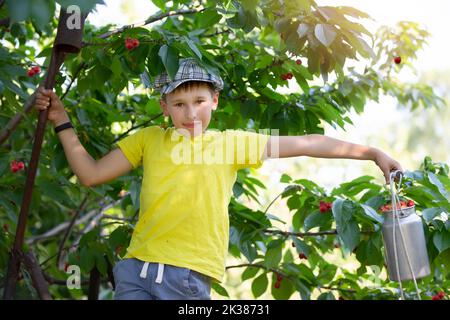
53, 114, 133, 187
36, 88, 133, 187
265, 135, 377, 160
263, 135, 403, 184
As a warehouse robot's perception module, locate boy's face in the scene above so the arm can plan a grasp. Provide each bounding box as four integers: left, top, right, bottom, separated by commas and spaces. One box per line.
159, 84, 219, 137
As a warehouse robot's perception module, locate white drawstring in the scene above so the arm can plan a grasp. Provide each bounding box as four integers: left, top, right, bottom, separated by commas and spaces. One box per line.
155, 263, 164, 284
140, 262, 149, 279
139, 261, 164, 284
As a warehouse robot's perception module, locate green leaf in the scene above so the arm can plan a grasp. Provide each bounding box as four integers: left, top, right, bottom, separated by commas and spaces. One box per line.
292, 237, 311, 256
30, 0, 52, 31
337, 6, 371, 19
427, 172, 449, 201
433, 231, 450, 253
423, 207, 446, 224
332, 199, 360, 252
197, 10, 222, 29
79, 247, 95, 273
293, 278, 311, 300
129, 180, 141, 210
280, 173, 292, 183
314, 24, 337, 47
252, 273, 268, 298
158, 45, 179, 80
79, 230, 98, 248
150, 0, 166, 10
39, 179, 75, 208
6, 0, 31, 23
304, 211, 333, 231
359, 204, 384, 224
185, 38, 202, 60
317, 264, 337, 284
317, 292, 336, 300
271, 277, 295, 300
264, 245, 282, 269
211, 282, 229, 297
242, 266, 260, 281
95, 253, 107, 276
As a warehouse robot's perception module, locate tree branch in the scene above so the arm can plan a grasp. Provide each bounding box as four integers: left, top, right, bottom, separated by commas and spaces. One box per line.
60, 62, 87, 100
0, 86, 41, 146
26, 195, 124, 245
97, 7, 207, 39
56, 194, 91, 269
113, 113, 163, 143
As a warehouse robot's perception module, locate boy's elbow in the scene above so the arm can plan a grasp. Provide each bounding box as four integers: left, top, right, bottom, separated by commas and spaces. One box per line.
80, 177, 94, 187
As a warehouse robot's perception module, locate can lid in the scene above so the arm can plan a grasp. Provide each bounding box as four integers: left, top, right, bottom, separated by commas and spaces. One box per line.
382, 205, 415, 219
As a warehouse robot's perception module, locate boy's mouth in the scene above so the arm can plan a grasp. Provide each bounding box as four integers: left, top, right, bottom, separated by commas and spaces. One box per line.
183, 122, 201, 128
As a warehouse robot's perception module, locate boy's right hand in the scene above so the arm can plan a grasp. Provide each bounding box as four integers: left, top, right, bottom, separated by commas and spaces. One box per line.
34, 87, 68, 125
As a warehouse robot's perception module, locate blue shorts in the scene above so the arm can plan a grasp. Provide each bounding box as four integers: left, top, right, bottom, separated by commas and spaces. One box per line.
113, 258, 212, 300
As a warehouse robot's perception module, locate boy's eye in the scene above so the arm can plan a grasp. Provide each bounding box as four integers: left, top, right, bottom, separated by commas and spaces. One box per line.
197, 100, 205, 104
175, 103, 183, 107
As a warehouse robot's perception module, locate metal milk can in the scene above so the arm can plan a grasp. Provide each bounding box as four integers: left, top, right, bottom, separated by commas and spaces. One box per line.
381, 204, 431, 281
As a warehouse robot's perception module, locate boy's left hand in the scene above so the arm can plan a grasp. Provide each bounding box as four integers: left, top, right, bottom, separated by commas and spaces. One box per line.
373, 150, 403, 185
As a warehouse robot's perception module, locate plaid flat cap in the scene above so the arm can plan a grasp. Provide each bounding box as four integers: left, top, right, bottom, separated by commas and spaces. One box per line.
152, 58, 224, 95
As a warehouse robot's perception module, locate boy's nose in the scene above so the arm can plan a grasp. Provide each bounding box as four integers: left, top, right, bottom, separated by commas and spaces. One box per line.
185, 106, 197, 120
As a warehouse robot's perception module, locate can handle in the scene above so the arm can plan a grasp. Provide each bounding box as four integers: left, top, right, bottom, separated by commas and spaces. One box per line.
389, 170, 403, 183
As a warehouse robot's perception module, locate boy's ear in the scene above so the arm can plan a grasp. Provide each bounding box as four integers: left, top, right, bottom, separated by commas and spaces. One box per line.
159, 99, 169, 116
211, 92, 219, 111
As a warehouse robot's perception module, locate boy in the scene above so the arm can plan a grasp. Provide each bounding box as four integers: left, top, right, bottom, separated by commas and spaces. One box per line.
35, 58, 403, 300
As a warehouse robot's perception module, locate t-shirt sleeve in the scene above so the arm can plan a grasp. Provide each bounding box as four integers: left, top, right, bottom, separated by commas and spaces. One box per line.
115, 129, 147, 169
231, 129, 270, 170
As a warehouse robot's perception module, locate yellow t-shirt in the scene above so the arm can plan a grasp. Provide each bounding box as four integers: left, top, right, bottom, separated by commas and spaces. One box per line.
115, 125, 270, 282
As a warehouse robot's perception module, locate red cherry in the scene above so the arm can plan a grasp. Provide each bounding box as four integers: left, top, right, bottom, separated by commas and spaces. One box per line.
281, 74, 287, 80
407, 200, 414, 207
27, 69, 35, 77
10, 161, 19, 173
394, 56, 401, 64
299, 253, 307, 260
276, 274, 283, 282
432, 295, 441, 300
438, 291, 445, 298
286, 72, 293, 79
319, 201, 331, 213
32, 66, 41, 74
296, 59, 302, 65
17, 161, 25, 170
274, 281, 281, 289
132, 39, 139, 48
